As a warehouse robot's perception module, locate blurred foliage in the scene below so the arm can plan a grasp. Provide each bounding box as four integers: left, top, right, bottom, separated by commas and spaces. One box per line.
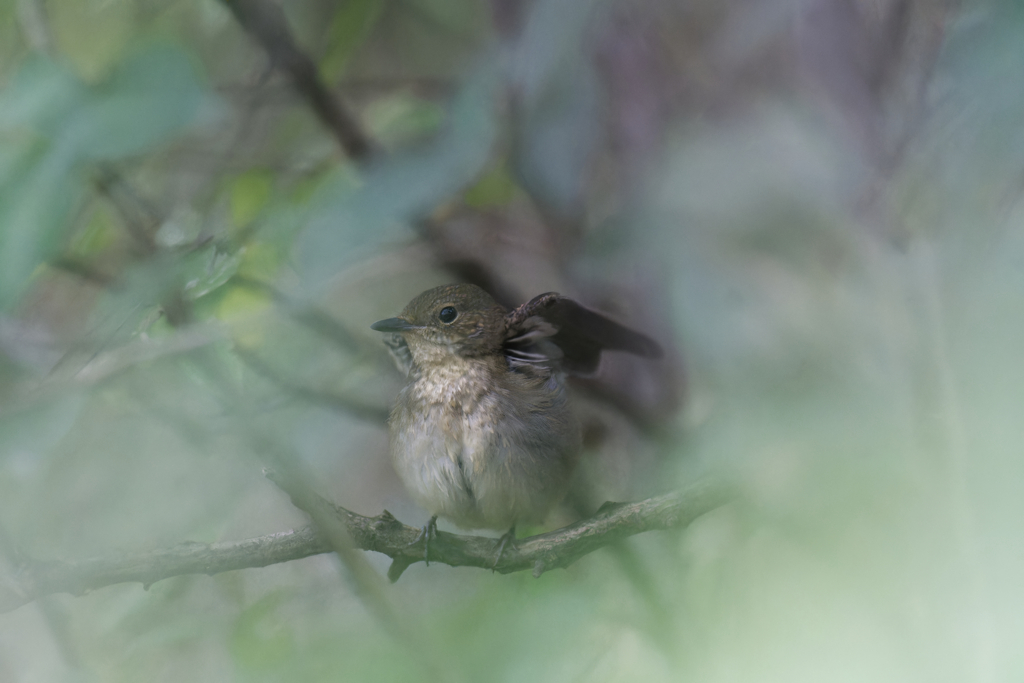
1, 0, 1023, 682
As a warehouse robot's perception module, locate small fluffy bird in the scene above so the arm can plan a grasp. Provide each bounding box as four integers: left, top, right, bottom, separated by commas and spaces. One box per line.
371, 283, 662, 560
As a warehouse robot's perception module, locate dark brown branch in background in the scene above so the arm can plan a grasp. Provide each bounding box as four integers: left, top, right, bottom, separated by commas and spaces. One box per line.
221, 0, 584, 316
221, 0, 550, 309
222, 0, 374, 161
0, 478, 732, 613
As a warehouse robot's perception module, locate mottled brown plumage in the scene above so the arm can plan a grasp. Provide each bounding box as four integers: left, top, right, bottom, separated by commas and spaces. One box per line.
371, 284, 661, 551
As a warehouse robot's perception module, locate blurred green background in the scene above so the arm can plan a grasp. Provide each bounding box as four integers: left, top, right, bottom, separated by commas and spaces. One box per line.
2, 0, 1023, 681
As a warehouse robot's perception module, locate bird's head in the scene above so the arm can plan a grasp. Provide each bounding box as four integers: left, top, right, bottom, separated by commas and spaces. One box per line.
371, 284, 507, 363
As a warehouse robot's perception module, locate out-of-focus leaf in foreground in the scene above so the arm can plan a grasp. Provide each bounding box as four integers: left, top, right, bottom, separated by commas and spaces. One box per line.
0, 43, 213, 310
297, 62, 500, 289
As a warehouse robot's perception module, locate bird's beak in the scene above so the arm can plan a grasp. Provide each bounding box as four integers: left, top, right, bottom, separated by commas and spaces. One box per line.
370, 317, 419, 332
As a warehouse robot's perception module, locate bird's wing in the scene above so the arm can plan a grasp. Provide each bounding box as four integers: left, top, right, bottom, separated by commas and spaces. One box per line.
383, 333, 414, 377
503, 292, 662, 375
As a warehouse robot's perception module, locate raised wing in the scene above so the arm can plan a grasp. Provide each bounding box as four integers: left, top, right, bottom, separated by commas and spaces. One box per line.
503, 292, 662, 375
382, 333, 414, 376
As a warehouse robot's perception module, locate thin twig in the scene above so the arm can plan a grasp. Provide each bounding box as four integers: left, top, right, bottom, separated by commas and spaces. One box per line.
0, 478, 732, 613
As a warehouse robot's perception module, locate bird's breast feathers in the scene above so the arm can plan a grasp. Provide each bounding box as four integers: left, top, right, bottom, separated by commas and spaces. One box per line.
388, 361, 578, 529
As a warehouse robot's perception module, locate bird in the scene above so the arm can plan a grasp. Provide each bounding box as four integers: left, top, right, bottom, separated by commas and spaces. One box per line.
371, 283, 663, 564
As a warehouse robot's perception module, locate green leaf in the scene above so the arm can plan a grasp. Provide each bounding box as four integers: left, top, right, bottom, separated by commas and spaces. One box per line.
230, 169, 274, 229
71, 43, 214, 160
0, 146, 82, 309
320, 0, 387, 80
365, 91, 444, 148
508, 0, 605, 215
70, 202, 119, 256
464, 162, 518, 208
0, 43, 215, 310
297, 60, 501, 288
182, 245, 245, 302
0, 56, 86, 135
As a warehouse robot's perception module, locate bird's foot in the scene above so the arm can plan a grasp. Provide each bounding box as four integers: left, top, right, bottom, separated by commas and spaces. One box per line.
409, 515, 438, 566
492, 526, 516, 571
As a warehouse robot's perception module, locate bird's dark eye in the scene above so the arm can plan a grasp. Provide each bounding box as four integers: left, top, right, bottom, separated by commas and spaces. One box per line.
438, 306, 458, 324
